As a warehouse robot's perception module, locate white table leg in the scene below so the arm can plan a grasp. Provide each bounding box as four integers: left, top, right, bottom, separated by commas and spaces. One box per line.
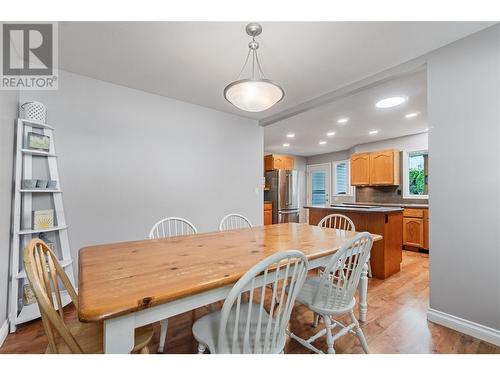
158, 319, 168, 353
358, 262, 368, 322
104, 314, 135, 353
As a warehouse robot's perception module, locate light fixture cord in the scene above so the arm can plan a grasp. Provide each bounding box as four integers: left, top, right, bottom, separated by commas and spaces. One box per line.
236, 48, 252, 80
254, 46, 265, 79
236, 35, 266, 80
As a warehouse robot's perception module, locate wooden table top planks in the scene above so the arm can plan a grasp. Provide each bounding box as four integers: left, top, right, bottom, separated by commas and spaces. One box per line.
78, 223, 382, 323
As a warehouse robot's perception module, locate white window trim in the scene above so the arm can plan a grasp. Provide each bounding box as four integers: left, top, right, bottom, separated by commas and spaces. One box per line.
306, 163, 331, 206
332, 159, 354, 197
402, 148, 429, 199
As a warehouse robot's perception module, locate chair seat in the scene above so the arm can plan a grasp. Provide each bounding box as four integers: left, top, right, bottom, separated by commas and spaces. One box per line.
46, 320, 154, 354
296, 276, 355, 315
192, 302, 285, 354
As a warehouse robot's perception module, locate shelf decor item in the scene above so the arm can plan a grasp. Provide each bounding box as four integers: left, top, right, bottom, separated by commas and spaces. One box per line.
47, 180, 57, 189
33, 209, 54, 230
19, 101, 46, 123
22, 179, 37, 189
27, 132, 50, 152
23, 284, 36, 305
36, 179, 48, 189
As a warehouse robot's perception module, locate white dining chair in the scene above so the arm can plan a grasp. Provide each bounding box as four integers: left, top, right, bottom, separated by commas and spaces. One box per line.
318, 213, 355, 231
287, 232, 373, 354
318, 214, 372, 277
149, 216, 198, 353
192, 250, 309, 354
149, 217, 197, 239
219, 213, 253, 232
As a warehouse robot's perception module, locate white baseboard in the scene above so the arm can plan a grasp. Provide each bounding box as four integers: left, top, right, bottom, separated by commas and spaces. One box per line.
0, 320, 8, 348
427, 308, 500, 347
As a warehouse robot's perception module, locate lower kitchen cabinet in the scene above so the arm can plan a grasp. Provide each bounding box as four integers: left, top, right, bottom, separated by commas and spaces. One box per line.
403, 217, 424, 247
264, 202, 272, 225
403, 208, 429, 250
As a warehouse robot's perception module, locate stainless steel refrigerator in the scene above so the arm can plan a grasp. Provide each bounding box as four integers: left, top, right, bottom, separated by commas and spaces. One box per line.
264, 170, 299, 224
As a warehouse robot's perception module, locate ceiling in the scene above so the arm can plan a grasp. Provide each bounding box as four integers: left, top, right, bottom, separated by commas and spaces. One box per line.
264, 69, 428, 156
58, 22, 494, 120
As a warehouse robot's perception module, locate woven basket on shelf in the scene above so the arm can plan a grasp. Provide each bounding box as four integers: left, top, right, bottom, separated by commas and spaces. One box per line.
19, 101, 47, 123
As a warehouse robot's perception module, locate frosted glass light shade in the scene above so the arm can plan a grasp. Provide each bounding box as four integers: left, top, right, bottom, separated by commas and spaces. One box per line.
224, 79, 284, 112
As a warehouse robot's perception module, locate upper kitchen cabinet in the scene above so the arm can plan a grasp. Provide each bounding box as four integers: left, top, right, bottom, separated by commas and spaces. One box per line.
370, 149, 400, 185
350, 153, 370, 185
350, 149, 400, 186
264, 154, 294, 171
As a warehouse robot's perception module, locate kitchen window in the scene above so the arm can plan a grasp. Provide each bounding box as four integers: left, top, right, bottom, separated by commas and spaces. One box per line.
332, 160, 353, 196
307, 163, 331, 206
403, 149, 429, 199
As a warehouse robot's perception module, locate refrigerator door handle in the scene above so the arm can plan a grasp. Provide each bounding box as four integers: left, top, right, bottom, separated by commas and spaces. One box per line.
287, 173, 291, 206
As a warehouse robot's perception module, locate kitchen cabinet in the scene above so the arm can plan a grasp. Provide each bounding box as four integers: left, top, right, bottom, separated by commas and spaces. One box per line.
403, 208, 429, 250
350, 149, 399, 186
351, 153, 371, 185
403, 217, 424, 247
264, 202, 272, 225
264, 154, 294, 171
370, 150, 399, 185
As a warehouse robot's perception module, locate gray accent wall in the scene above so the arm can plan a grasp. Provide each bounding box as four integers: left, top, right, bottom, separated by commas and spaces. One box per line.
18, 70, 263, 279
427, 25, 500, 331
0, 90, 18, 332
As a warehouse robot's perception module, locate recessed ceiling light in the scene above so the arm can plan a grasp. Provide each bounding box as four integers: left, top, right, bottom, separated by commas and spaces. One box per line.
327, 131, 336, 137
319, 140, 327, 145
369, 130, 379, 135
375, 96, 406, 108
286, 133, 295, 138
283, 143, 290, 147
337, 118, 349, 124
405, 112, 419, 118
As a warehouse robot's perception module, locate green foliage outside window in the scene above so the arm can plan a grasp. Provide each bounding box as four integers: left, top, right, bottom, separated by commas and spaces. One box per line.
409, 168, 425, 195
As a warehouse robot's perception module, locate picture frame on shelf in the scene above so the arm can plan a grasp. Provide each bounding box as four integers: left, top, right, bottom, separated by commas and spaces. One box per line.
33, 209, 54, 230
27, 132, 50, 152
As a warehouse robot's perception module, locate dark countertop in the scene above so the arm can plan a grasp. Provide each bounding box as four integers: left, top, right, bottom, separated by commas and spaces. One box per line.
305, 204, 404, 213
356, 202, 429, 209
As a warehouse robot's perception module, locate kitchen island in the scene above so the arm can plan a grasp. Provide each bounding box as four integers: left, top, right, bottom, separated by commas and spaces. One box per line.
306, 204, 403, 279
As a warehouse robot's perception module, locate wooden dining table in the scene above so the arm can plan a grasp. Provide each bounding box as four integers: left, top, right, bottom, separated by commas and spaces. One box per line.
78, 223, 382, 353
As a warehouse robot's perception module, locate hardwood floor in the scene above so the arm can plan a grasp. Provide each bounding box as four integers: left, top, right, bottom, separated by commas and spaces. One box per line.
1, 251, 499, 354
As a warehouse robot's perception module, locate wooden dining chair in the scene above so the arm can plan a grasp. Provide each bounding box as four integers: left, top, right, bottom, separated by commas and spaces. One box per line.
287, 232, 373, 354
149, 216, 198, 353
219, 213, 253, 232
23, 238, 153, 354
192, 250, 309, 354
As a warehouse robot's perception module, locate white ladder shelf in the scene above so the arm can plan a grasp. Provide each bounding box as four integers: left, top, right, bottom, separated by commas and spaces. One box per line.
8, 118, 75, 333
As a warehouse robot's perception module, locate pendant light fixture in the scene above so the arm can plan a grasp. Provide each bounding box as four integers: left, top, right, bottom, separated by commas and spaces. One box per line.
224, 23, 284, 112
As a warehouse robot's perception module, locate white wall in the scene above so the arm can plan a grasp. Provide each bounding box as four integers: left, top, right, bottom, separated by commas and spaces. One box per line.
0, 90, 18, 334
427, 25, 500, 335
19, 70, 263, 278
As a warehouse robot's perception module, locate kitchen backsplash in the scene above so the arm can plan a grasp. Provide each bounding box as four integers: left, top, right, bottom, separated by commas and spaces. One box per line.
355, 186, 429, 205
